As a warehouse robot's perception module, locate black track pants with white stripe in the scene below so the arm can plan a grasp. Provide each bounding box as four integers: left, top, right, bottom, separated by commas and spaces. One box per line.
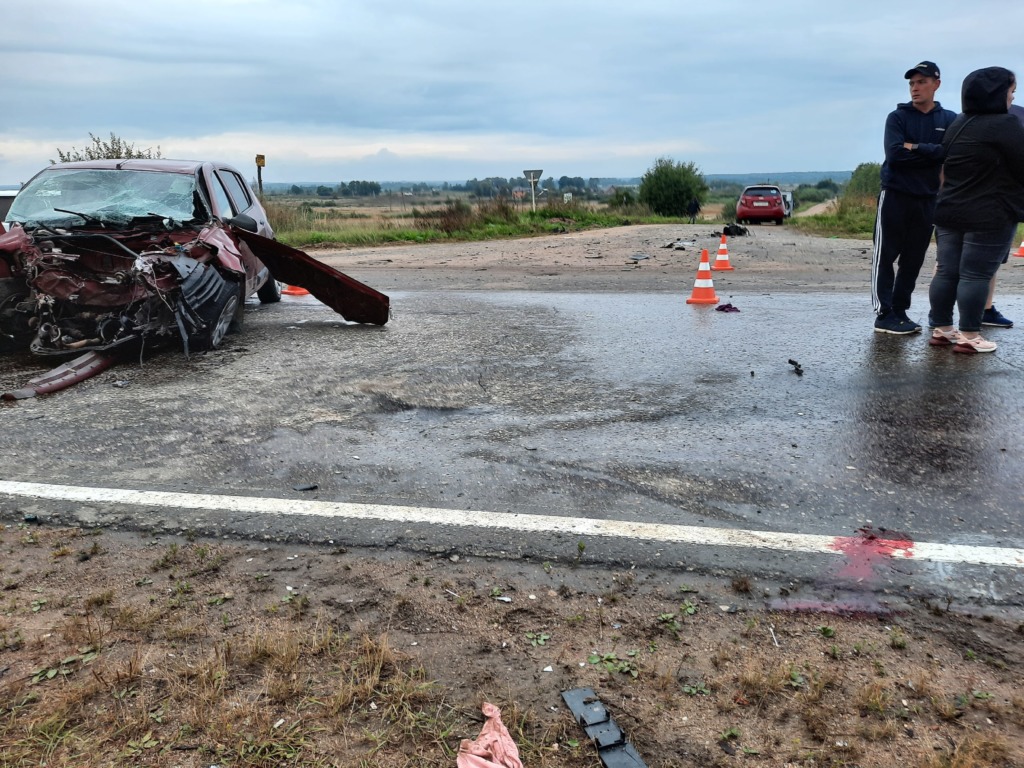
870, 189, 936, 316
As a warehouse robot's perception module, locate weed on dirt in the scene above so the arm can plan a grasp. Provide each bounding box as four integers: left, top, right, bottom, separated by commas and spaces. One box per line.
1, 524, 1022, 767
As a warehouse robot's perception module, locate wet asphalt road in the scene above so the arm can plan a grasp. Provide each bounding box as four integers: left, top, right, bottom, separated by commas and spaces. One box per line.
1, 287, 1023, 609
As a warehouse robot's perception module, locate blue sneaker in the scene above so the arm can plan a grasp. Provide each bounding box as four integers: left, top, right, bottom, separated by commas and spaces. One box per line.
981, 305, 1013, 328
874, 312, 919, 335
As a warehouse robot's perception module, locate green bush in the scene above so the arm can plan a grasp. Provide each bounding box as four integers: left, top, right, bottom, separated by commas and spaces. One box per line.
53, 132, 161, 163
845, 163, 882, 199
638, 157, 707, 217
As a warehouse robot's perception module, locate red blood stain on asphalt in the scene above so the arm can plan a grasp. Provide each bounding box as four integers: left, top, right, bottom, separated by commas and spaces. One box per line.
829, 526, 914, 580
770, 528, 913, 617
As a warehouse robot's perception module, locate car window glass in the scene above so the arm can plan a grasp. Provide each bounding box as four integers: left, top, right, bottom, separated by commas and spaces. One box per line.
210, 175, 236, 217
7, 169, 199, 227
218, 171, 253, 214
744, 187, 780, 196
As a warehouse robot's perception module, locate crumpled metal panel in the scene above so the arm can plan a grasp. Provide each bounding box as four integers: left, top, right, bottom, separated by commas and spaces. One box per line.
0, 225, 33, 278
233, 229, 389, 326
1, 351, 115, 400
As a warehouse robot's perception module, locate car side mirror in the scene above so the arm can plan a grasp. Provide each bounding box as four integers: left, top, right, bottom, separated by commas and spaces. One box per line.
227, 213, 258, 232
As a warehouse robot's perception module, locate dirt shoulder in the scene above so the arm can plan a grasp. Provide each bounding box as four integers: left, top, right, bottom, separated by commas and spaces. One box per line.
310, 223, 880, 294
2, 523, 1022, 767
309, 222, 1024, 298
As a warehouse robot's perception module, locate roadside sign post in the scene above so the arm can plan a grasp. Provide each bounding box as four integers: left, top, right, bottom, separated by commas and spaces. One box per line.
523, 169, 543, 213
255, 154, 266, 197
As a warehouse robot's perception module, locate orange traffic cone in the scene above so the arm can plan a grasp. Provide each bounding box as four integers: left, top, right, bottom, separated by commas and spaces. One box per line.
686, 249, 720, 305
712, 234, 734, 271
282, 284, 310, 296
1013, 240, 1024, 258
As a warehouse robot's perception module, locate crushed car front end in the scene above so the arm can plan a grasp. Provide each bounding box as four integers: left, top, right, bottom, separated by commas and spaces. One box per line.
1, 162, 252, 356
0, 159, 389, 362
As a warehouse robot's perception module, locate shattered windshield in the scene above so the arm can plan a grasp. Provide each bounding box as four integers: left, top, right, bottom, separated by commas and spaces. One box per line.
7, 168, 205, 229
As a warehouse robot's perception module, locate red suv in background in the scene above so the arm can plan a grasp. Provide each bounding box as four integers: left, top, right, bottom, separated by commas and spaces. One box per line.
736, 184, 785, 225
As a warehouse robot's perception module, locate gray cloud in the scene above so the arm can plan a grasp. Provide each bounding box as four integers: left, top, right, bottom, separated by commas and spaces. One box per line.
1, 0, 1018, 183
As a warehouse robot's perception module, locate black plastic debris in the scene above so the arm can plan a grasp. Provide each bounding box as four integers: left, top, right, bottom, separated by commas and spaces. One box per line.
721, 223, 749, 237
715, 303, 740, 313
292, 483, 319, 492
561, 688, 647, 768
787, 359, 804, 376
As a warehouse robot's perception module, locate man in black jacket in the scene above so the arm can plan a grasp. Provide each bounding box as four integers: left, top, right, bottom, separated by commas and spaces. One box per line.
871, 61, 957, 334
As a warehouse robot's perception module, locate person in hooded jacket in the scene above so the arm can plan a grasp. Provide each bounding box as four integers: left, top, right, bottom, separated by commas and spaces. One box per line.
871, 62, 957, 335
980, 102, 1024, 327
928, 67, 1024, 353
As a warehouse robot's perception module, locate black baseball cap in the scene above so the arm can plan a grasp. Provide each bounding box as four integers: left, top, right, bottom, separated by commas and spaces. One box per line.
905, 61, 940, 79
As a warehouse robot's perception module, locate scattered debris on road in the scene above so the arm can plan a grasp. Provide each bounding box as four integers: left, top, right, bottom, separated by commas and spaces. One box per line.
1, 351, 115, 400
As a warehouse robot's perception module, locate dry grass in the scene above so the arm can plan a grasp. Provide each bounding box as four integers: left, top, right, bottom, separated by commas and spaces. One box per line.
0, 524, 1022, 767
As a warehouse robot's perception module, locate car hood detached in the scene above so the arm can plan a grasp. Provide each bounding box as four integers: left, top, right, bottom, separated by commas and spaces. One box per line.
233, 229, 389, 326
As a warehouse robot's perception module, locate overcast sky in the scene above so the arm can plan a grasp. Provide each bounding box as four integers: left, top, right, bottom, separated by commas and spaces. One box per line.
1, 1, 1020, 186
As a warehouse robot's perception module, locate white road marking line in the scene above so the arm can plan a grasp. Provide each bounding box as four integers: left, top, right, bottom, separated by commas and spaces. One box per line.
1, 480, 1022, 568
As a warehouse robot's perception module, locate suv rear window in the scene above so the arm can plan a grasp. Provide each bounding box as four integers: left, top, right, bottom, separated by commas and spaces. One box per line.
743, 187, 780, 196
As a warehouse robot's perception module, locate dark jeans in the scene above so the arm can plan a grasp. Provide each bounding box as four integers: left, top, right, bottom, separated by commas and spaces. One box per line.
871, 189, 936, 316
928, 224, 1017, 332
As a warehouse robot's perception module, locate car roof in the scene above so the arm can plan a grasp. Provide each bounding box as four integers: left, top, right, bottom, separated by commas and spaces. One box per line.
46, 159, 207, 174
742, 184, 781, 192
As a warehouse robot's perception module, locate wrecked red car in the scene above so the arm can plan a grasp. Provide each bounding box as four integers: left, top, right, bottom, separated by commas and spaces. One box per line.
0, 159, 388, 358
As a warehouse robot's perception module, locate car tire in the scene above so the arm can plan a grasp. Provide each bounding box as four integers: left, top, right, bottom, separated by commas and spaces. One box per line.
193, 277, 241, 351
257, 275, 282, 304
776, 218, 784, 226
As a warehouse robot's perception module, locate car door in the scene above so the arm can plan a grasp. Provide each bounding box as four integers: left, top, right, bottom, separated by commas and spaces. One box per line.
216, 168, 273, 238
213, 167, 278, 295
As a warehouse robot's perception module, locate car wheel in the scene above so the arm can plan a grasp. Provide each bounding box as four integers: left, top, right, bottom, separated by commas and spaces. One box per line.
776, 218, 784, 226
193, 278, 241, 351
257, 275, 282, 303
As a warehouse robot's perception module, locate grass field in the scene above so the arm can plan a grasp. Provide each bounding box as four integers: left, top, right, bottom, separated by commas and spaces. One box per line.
264, 193, 696, 248
262, 191, 1024, 259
